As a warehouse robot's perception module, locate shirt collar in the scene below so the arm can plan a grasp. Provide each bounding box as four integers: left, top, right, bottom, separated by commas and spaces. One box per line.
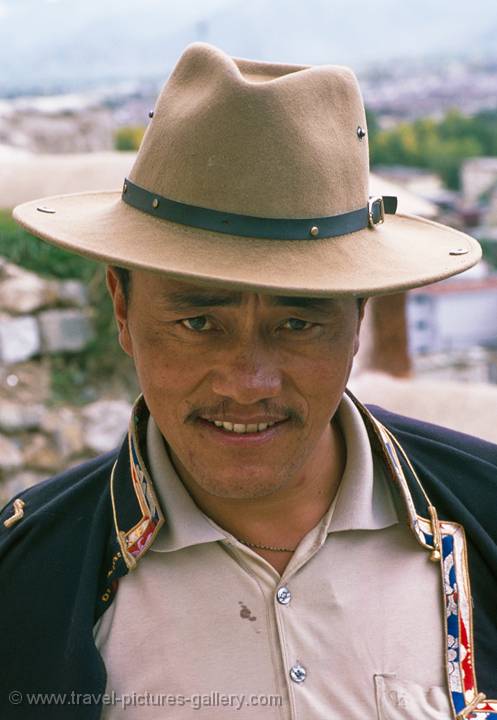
110, 391, 435, 570
146, 416, 225, 552
144, 391, 398, 554
329, 392, 398, 532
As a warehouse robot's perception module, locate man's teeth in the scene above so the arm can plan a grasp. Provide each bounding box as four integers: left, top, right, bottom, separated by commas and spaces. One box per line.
210, 420, 276, 433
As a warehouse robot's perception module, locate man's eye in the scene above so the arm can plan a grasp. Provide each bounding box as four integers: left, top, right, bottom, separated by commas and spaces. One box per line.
282, 318, 313, 331
181, 316, 213, 332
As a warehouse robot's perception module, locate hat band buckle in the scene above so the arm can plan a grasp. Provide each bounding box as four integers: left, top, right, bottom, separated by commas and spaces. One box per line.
368, 196, 386, 228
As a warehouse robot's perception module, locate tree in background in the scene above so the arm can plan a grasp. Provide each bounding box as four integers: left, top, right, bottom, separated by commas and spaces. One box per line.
367, 108, 497, 189
114, 126, 145, 152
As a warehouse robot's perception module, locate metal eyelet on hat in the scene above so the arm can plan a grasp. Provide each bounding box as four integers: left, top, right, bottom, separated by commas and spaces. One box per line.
148, 110, 154, 119
152, 198, 159, 209
357, 126, 366, 140
309, 226, 319, 237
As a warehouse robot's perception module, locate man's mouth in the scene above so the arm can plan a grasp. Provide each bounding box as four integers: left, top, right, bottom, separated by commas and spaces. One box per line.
190, 407, 298, 444
204, 420, 280, 434
195, 413, 291, 440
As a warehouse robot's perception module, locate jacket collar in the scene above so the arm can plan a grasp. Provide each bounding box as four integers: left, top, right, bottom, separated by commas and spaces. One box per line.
110, 396, 164, 570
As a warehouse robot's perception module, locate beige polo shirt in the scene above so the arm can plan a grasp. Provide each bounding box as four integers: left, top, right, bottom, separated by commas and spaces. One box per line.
95, 394, 452, 719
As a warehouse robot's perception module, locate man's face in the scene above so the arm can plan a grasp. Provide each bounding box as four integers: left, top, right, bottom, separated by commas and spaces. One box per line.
108, 269, 365, 500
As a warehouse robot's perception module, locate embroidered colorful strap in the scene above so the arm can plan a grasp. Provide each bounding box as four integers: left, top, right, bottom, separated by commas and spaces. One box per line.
418, 517, 497, 719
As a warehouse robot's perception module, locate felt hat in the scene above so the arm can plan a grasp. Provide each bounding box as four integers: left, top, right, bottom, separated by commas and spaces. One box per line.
13, 43, 481, 297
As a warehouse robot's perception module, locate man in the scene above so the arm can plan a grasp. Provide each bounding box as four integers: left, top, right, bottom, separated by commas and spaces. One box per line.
2, 42, 496, 720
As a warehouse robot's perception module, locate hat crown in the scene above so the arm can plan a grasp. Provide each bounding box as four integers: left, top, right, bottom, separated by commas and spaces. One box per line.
129, 43, 369, 219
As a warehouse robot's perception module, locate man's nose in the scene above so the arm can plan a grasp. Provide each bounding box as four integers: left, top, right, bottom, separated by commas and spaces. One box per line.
210, 344, 282, 404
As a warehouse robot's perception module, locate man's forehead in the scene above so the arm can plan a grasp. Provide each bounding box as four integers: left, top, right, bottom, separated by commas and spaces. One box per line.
149, 275, 340, 310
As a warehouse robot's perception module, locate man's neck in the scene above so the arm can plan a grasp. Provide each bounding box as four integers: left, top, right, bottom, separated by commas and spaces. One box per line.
169, 418, 346, 575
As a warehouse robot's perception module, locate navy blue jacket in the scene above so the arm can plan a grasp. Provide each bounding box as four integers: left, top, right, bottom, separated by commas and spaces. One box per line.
1, 400, 496, 719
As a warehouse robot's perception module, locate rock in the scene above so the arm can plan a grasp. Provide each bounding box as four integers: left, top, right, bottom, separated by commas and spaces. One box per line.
0, 314, 40, 363
37, 308, 94, 353
56, 280, 88, 308
0, 273, 58, 314
22, 433, 62, 471
82, 399, 131, 453
0, 361, 51, 404
0, 399, 45, 432
0, 259, 34, 281
0, 433, 23, 470
41, 407, 85, 458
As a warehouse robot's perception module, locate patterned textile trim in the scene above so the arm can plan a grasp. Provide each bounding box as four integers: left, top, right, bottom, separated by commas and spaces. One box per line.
111, 397, 164, 569
417, 516, 497, 719
466, 704, 497, 720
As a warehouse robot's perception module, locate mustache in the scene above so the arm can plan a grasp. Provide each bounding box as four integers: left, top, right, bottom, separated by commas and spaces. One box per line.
186, 400, 305, 425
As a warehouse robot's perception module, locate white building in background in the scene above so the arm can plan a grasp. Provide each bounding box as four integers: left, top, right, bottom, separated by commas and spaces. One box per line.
407, 264, 497, 355
461, 157, 497, 207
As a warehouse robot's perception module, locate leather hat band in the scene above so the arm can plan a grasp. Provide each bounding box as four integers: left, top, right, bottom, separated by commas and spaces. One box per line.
122, 178, 397, 241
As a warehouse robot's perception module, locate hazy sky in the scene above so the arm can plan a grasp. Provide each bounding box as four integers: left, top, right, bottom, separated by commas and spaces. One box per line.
0, 0, 236, 23
1, 0, 496, 92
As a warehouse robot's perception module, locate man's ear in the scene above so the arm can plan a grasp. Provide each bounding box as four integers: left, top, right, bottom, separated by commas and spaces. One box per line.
353, 297, 368, 356
106, 267, 133, 358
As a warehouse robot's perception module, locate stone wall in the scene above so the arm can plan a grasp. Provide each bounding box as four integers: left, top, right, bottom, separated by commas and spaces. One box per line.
0, 258, 131, 506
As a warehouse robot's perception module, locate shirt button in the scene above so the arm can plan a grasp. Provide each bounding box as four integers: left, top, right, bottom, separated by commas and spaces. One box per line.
276, 586, 292, 605
289, 662, 307, 684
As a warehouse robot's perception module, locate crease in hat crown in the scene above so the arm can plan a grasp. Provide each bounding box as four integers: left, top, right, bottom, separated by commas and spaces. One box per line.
128, 42, 370, 221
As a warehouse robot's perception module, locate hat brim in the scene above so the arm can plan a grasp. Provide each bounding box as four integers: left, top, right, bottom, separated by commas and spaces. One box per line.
13, 191, 481, 297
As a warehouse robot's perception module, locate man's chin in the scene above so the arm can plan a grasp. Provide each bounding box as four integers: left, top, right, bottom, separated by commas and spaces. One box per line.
167, 441, 299, 500
189, 471, 289, 501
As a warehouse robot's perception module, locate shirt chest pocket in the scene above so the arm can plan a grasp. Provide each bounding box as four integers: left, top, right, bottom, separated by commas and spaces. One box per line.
374, 674, 453, 719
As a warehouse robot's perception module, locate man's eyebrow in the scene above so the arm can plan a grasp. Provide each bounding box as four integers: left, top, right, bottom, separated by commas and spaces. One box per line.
270, 296, 335, 311
161, 291, 335, 311
162, 291, 243, 309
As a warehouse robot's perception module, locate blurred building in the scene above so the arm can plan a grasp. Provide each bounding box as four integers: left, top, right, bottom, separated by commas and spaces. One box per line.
408, 264, 497, 355
372, 165, 457, 210
461, 157, 497, 207
460, 157, 497, 239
